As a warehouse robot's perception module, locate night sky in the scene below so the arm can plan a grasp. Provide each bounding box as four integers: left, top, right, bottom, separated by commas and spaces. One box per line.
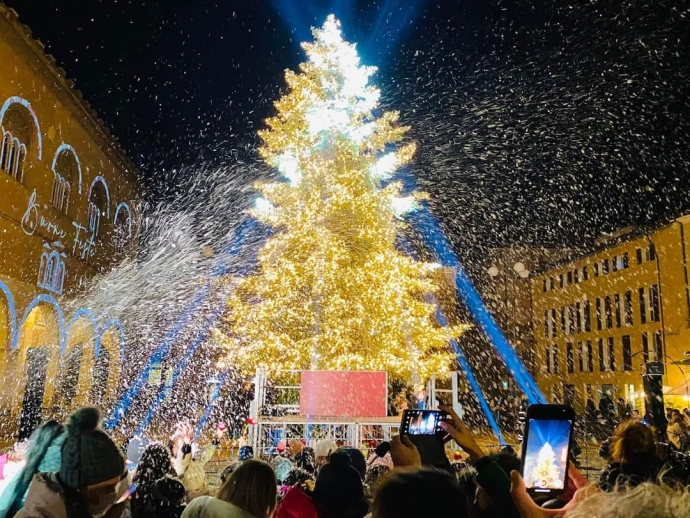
6, 0, 690, 251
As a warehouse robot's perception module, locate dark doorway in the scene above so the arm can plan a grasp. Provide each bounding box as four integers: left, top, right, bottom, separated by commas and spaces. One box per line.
91, 349, 110, 406
18, 348, 48, 440
61, 344, 83, 407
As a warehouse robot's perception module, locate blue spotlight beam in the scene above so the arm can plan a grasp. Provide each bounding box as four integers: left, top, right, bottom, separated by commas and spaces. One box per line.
194, 369, 231, 441
104, 218, 261, 430
433, 300, 506, 445
408, 204, 546, 405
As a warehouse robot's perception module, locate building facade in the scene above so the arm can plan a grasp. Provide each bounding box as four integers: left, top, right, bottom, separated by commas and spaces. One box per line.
532, 218, 690, 413
0, 5, 140, 443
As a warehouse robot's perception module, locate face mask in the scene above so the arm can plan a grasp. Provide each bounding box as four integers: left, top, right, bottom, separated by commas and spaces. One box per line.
87, 486, 119, 517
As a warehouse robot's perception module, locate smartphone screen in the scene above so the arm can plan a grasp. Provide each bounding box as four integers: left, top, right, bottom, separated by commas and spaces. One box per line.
400, 410, 442, 435
116, 483, 137, 504
521, 406, 574, 494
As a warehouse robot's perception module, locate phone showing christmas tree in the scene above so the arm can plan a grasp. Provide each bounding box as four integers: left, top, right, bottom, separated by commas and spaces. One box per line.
520, 405, 575, 496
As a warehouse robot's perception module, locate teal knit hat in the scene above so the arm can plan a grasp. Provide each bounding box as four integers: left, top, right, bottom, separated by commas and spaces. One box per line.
59, 407, 125, 489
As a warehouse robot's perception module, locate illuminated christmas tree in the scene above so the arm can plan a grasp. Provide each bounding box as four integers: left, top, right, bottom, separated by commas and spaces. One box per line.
528, 442, 562, 488
218, 16, 464, 381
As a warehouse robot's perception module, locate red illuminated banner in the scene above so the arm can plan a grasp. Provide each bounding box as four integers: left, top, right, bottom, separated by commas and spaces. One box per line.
299, 371, 388, 417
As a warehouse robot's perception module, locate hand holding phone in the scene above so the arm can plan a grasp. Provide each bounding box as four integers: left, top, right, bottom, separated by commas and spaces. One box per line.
399, 410, 448, 467
520, 405, 575, 496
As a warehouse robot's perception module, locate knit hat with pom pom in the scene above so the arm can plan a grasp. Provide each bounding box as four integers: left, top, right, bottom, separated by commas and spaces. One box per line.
60, 407, 125, 489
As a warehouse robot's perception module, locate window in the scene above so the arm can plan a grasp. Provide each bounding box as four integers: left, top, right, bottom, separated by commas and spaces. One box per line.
567, 342, 574, 373
568, 305, 575, 335
578, 341, 584, 372
602, 258, 609, 274
0, 104, 33, 182
650, 284, 660, 322
614, 294, 621, 328
605, 296, 613, 329
567, 271, 573, 285
551, 309, 558, 338
598, 338, 605, 371
636, 247, 643, 265
622, 335, 632, 371
621, 252, 629, 269
642, 332, 649, 363
637, 245, 657, 264
88, 180, 108, 238
582, 266, 589, 281
544, 310, 549, 338
580, 340, 593, 372
546, 346, 551, 374
552, 345, 559, 374
559, 274, 564, 288
639, 287, 647, 324
654, 330, 663, 362
624, 290, 633, 326
596, 298, 602, 330
576, 302, 582, 333
561, 307, 566, 335
612, 255, 618, 272
51, 148, 79, 214
543, 279, 547, 293
550, 277, 555, 290
583, 299, 591, 332
608, 336, 615, 371
574, 269, 579, 283
594, 263, 600, 277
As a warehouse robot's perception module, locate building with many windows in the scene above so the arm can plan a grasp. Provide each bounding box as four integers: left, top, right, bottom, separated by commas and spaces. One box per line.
532, 218, 690, 413
0, 5, 140, 443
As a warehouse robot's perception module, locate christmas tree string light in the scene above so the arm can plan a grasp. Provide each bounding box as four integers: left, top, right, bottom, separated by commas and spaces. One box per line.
217, 15, 466, 381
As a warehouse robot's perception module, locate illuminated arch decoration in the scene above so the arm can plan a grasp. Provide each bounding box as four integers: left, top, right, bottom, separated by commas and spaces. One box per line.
12, 293, 66, 354
0, 96, 42, 159
37, 242, 67, 296
88, 176, 111, 217
66, 307, 100, 358
97, 318, 126, 362
0, 280, 17, 348
51, 143, 83, 194
113, 202, 133, 238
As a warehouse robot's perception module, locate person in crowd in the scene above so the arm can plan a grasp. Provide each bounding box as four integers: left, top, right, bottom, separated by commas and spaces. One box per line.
125, 435, 150, 472
276, 450, 368, 518
148, 475, 187, 518
616, 398, 631, 422
0, 442, 29, 496
631, 409, 641, 422
599, 393, 615, 423
181, 459, 277, 518
313, 439, 337, 472
599, 421, 663, 491
0, 420, 65, 517
169, 420, 218, 502
388, 404, 519, 517
271, 457, 293, 486
131, 442, 177, 518
16, 407, 129, 518
667, 409, 689, 451
370, 467, 469, 518
334, 447, 366, 481
219, 462, 242, 485
279, 468, 313, 501
363, 465, 389, 494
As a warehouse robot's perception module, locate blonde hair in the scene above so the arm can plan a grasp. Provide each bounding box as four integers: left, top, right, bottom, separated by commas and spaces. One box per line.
565, 482, 690, 518
609, 421, 655, 463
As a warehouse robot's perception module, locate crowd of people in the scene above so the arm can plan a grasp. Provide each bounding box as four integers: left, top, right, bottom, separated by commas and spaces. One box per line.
1, 403, 690, 517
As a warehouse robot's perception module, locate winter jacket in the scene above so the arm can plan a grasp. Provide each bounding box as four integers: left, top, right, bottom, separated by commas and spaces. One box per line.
598, 456, 663, 491
14, 473, 80, 518
180, 496, 257, 518
275, 484, 318, 518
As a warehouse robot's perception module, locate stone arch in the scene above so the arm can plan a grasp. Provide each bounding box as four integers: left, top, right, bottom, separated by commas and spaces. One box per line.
0, 96, 42, 159
14, 301, 63, 439
63, 308, 99, 409
96, 320, 125, 405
